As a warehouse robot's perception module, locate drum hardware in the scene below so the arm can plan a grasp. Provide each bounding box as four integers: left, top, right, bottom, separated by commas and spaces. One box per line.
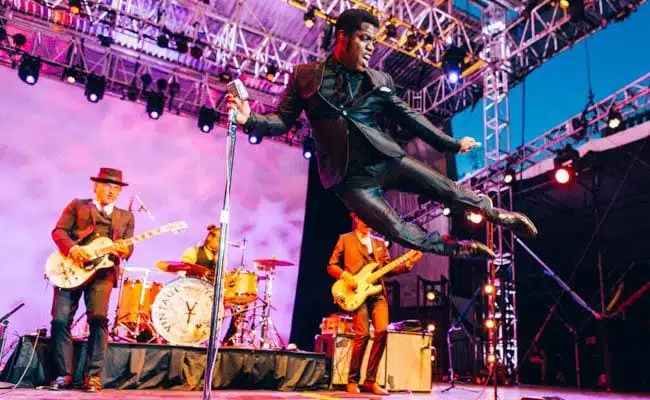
110, 267, 163, 343
252, 258, 293, 350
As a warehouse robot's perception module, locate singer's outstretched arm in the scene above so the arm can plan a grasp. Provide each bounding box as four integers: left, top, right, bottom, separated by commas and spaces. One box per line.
243, 70, 304, 137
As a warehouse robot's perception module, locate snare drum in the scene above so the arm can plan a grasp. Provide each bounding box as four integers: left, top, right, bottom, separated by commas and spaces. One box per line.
117, 278, 163, 326
224, 270, 258, 305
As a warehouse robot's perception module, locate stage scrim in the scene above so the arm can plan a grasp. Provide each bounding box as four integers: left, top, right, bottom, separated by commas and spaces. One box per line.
0, 66, 309, 345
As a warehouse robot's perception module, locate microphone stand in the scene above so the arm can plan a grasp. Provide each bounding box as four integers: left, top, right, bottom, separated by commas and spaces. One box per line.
202, 109, 237, 400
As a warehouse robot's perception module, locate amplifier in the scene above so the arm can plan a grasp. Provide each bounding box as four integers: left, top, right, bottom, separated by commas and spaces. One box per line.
315, 330, 433, 392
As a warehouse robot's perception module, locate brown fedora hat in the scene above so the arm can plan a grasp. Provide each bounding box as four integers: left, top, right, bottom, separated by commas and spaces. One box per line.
90, 167, 129, 186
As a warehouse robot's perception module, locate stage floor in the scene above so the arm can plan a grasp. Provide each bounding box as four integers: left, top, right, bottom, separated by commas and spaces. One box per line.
1, 385, 649, 399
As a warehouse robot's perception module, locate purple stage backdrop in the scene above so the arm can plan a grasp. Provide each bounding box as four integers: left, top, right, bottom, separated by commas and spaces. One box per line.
0, 66, 308, 345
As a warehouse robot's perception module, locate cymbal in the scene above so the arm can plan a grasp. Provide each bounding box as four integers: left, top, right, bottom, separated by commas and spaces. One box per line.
254, 258, 294, 268
156, 260, 211, 277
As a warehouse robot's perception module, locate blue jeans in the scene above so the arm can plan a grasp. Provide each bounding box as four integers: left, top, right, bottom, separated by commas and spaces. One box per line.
50, 269, 114, 379
334, 156, 493, 254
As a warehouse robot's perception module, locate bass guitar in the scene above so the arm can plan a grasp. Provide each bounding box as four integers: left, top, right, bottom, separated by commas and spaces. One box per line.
45, 220, 188, 289
331, 249, 422, 312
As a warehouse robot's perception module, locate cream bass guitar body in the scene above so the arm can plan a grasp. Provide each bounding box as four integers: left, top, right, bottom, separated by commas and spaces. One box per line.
331, 249, 422, 312
45, 221, 188, 289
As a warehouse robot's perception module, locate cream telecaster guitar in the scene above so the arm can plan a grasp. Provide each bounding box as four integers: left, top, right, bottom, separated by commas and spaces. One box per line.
331, 249, 422, 312
45, 221, 188, 289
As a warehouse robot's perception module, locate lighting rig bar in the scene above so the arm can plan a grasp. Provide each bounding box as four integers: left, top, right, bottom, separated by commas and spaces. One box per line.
285, 0, 483, 70
0, 3, 310, 146
405, 0, 647, 120
0, 0, 324, 86
403, 70, 650, 222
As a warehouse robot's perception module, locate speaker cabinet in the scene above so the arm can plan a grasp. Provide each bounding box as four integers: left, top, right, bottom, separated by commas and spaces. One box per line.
315, 330, 433, 392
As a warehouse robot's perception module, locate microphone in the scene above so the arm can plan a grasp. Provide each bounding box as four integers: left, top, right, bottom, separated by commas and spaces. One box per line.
134, 195, 156, 221
227, 79, 250, 123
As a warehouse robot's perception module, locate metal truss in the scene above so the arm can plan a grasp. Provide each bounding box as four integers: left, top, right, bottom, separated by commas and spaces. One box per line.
285, 0, 483, 69
403, 70, 650, 223
404, 0, 647, 120
0, 0, 311, 146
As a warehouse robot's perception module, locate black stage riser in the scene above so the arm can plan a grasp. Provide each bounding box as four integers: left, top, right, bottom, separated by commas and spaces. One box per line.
0, 336, 328, 391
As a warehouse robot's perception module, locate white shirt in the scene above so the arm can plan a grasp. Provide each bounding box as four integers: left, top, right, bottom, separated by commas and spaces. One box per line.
93, 200, 115, 216
355, 231, 373, 254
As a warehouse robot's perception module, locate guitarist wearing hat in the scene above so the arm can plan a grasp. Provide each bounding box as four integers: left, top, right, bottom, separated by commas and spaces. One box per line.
49, 168, 134, 393
327, 212, 421, 395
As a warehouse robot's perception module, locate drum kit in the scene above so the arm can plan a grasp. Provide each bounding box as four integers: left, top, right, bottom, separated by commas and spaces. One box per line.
108, 255, 294, 350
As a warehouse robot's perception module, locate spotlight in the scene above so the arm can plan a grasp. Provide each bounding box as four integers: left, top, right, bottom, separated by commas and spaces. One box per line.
406, 31, 419, 49
248, 132, 262, 144
18, 55, 41, 85
466, 212, 483, 224
157, 32, 169, 48
13, 33, 27, 48
553, 145, 579, 184
218, 71, 232, 83
198, 106, 217, 133
485, 319, 496, 329
69, 0, 81, 14
174, 33, 189, 54
442, 46, 467, 84
85, 74, 106, 103
146, 92, 165, 119
426, 291, 436, 301
427, 323, 436, 332
483, 283, 495, 295
487, 354, 496, 364
190, 42, 204, 60
559, 0, 570, 8
304, 7, 316, 29
141, 73, 153, 90
503, 167, 516, 185
442, 207, 451, 216
265, 64, 278, 81
302, 137, 314, 160
607, 108, 622, 130
62, 67, 78, 84
423, 34, 434, 52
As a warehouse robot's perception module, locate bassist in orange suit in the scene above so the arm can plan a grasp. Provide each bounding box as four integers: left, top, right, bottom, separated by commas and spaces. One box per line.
49, 168, 134, 393
327, 212, 416, 395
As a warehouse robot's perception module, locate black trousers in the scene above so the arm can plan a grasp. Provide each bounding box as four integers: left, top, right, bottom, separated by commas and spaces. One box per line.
50, 269, 114, 379
349, 295, 389, 384
334, 156, 493, 254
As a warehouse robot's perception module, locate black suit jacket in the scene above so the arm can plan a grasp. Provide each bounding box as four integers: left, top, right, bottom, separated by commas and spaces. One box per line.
245, 59, 461, 189
52, 199, 135, 280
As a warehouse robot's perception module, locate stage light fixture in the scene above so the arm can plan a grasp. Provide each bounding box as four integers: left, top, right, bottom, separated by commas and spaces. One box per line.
426, 291, 436, 301
423, 34, 434, 52
18, 55, 41, 85
174, 33, 189, 54
198, 106, 217, 133
559, 0, 570, 8
426, 323, 436, 332
62, 67, 78, 84
607, 108, 622, 129
157, 33, 169, 48
485, 319, 496, 329
190, 42, 204, 60
13, 33, 27, 48
146, 92, 165, 120
503, 167, 516, 185
266, 64, 278, 81
484, 283, 495, 295
248, 132, 262, 144
218, 71, 232, 83
385, 24, 397, 40
466, 211, 483, 224
69, 0, 81, 14
126, 79, 139, 101
302, 137, 314, 160
442, 46, 467, 84
553, 145, 579, 184
303, 8, 316, 28
85, 74, 106, 103
487, 354, 496, 364
406, 31, 419, 49
442, 207, 451, 216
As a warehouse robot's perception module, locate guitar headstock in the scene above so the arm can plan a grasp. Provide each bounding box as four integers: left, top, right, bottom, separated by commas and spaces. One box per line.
162, 221, 189, 234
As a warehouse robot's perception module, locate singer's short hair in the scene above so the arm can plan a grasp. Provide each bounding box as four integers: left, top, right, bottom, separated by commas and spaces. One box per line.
335, 9, 379, 36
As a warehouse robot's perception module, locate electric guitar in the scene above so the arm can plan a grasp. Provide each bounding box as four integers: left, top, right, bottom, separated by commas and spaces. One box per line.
45, 221, 188, 289
331, 249, 423, 312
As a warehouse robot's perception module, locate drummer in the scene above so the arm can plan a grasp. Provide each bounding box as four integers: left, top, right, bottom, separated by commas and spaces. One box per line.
181, 224, 238, 346
181, 224, 220, 270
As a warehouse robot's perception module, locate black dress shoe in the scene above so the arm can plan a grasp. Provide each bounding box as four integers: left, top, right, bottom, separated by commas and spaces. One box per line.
491, 209, 538, 238
453, 240, 496, 260
49, 375, 72, 390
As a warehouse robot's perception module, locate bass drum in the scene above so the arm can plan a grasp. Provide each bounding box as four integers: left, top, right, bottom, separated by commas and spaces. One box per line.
151, 277, 224, 346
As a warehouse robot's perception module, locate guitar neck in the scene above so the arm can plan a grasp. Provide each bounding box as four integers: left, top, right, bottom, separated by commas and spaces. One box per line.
367, 250, 416, 282
120, 227, 169, 247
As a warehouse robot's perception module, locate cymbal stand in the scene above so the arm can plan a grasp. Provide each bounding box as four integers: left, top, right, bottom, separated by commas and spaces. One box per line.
259, 267, 285, 350
110, 263, 132, 342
